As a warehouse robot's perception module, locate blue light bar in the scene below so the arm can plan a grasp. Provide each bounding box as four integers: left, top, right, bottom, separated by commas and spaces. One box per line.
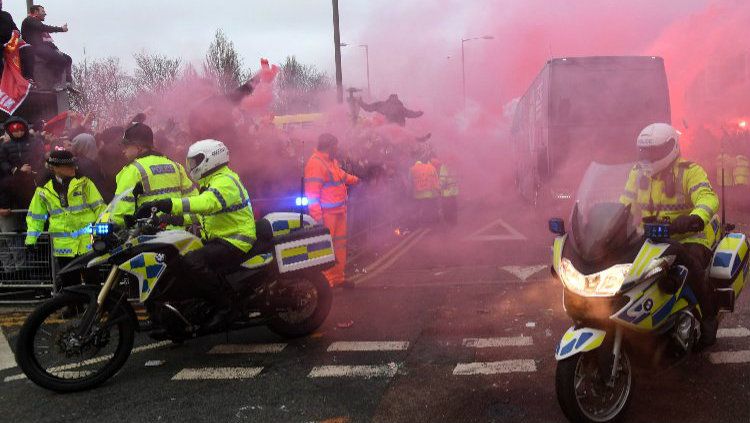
295, 196, 309, 207
644, 223, 669, 240
91, 223, 111, 236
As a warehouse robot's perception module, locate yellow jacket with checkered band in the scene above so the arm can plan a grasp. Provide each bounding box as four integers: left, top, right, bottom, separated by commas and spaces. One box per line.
620, 158, 720, 249
170, 165, 256, 253
112, 153, 197, 226
25, 176, 106, 257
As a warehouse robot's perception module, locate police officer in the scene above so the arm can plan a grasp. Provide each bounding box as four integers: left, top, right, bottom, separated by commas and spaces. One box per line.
136, 139, 256, 332
25, 150, 105, 289
620, 123, 720, 345
112, 122, 196, 225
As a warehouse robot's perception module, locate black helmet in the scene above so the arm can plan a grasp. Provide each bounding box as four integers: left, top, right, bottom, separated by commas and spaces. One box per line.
317, 133, 338, 152
121, 122, 154, 148
46, 149, 77, 167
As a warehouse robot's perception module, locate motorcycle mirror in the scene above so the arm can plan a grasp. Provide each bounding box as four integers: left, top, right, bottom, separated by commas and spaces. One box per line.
549, 218, 566, 235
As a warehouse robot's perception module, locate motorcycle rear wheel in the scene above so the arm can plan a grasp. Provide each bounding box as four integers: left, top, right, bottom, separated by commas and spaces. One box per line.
556, 349, 633, 423
267, 271, 332, 338
15, 292, 135, 393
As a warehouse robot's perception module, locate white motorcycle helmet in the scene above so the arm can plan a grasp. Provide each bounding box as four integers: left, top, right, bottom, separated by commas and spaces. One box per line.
636, 123, 680, 177
186, 139, 229, 181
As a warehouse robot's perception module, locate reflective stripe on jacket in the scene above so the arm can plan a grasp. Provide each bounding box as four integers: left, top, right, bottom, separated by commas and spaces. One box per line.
410, 161, 440, 200
171, 166, 256, 253
438, 164, 459, 197
620, 159, 719, 248
734, 155, 749, 186
304, 150, 359, 221
25, 176, 106, 257
112, 153, 196, 225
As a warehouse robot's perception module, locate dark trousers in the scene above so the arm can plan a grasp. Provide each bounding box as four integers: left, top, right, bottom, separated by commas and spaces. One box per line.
181, 239, 245, 309
413, 198, 439, 228
32, 44, 72, 82
681, 243, 717, 319
56, 256, 99, 290
441, 195, 458, 226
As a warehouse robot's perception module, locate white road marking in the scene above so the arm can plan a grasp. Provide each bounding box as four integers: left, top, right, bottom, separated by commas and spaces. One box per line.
465, 217, 527, 242
209, 343, 287, 354
463, 336, 533, 348
3, 340, 172, 383
327, 341, 409, 352
708, 350, 750, 364
717, 327, 750, 339
502, 265, 548, 282
172, 367, 264, 380
453, 359, 537, 376
308, 363, 400, 378
0, 330, 16, 371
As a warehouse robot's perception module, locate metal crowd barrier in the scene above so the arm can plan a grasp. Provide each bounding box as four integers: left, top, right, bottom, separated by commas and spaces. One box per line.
0, 232, 54, 289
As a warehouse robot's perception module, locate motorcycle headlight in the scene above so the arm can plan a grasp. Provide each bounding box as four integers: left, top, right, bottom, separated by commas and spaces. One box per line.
559, 258, 632, 297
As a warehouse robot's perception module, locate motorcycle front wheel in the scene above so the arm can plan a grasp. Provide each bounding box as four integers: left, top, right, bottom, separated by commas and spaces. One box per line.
556, 348, 633, 423
267, 270, 332, 338
14, 292, 135, 393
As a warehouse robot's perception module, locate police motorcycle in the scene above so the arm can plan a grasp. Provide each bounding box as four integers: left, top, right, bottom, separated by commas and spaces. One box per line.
15, 188, 336, 392
549, 163, 748, 423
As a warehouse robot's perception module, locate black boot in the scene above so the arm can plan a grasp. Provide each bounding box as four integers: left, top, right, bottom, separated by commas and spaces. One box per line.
699, 317, 718, 347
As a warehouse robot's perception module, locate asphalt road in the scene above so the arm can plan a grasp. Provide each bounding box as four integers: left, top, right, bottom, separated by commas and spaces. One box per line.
1, 203, 750, 423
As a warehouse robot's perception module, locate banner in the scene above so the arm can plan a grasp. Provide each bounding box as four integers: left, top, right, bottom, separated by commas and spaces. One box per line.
0, 30, 31, 115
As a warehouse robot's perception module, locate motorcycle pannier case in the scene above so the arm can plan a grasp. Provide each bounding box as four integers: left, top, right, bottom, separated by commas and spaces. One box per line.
273, 225, 336, 274
709, 232, 749, 296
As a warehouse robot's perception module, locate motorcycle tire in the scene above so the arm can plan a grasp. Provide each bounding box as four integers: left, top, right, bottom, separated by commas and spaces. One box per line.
268, 270, 332, 338
556, 350, 634, 423
15, 292, 136, 393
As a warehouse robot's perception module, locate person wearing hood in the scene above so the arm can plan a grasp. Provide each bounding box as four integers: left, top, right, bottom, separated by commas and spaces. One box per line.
25, 150, 105, 289
0, 116, 45, 212
70, 132, 107, 200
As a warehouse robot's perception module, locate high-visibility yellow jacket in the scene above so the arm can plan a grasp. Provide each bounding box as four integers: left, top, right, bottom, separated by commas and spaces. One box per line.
620, 158, 720, 249
112, 153, 196, 226
410, 161, 440, 199
734, 155, 749, 186
25, 176, 106, 257
438, 164, 459, 197
716, 153, 735, 187
171, 165, 256, 253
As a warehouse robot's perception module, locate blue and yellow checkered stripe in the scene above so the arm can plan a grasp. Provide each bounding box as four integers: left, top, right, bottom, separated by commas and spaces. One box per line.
272, 219, 303, 236
280, 241, 333, 265
119, 253, 166, 302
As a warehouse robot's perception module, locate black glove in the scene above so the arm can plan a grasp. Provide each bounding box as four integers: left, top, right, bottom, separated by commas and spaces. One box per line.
135, 199, 172, 219
671, 215, 705, 234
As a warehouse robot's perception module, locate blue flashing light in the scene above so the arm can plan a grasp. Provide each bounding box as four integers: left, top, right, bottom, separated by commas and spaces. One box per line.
295, 196, 309, 207
91, 223, 112, 236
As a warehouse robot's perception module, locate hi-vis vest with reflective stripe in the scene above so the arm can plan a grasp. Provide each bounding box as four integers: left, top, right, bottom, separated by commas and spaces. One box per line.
438, 164, 459, 197
410, 161, 440, 199
25, 177, 106, 257
716, 153, 736, 187
112, 153, 196, 225
304, 150, 358, 219
620, 159, 720, 249
171, 165, 256, 253
734, 155, 749, 186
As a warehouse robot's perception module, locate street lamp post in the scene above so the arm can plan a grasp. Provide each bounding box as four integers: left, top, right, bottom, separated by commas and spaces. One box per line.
461, 35, 494, 109
359, 44, 370, 96
332, 0, 343, 103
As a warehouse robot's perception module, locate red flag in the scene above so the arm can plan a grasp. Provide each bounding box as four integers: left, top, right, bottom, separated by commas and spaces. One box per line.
0, 30, 31, 115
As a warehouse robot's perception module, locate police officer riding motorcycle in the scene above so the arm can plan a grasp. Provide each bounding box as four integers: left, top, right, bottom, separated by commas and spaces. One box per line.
136, 139, 256, 333
621, 123, 720, 345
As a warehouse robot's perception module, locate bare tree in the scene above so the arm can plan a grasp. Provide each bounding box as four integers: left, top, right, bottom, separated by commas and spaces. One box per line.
71, 57, 135, 127
275, 55, 331, 114
203, 29, 249, 93
133, 52, 182, 93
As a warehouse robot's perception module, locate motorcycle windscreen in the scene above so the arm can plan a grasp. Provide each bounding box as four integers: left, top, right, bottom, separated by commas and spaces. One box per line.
97, 187, 134, 224
569, 162, 639, 262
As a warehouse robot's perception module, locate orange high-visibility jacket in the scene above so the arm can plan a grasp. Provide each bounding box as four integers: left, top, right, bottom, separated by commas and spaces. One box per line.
410, 161, 440, 199
304, 150, 359, 221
